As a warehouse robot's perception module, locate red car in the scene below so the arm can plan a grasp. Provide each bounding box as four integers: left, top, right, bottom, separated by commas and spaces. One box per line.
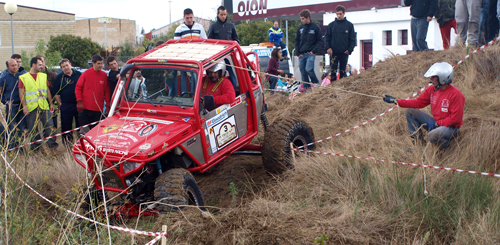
73, 39, 315, 218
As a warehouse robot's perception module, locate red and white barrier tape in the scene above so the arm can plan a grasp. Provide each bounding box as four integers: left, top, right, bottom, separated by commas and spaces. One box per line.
295, 148, 500, 178
454, 37, 499, 68
145, 231, 167, 245
296, 85, 428, 150
0, 154, 165, 238
7, 120, 103, 152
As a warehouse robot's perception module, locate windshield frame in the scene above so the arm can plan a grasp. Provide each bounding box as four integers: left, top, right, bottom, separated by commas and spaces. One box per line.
116, 64, 202, 113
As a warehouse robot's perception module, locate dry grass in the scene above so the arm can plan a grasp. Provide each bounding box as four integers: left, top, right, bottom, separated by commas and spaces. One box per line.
2, 45, 500, 244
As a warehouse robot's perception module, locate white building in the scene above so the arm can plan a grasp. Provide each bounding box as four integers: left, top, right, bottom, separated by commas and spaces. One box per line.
323, 6, 457, 72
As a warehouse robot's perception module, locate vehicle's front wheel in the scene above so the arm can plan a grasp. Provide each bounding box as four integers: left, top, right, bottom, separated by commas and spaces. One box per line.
154, 168, 205, 212
262, 118, 315, 174
80, 187, 109, 217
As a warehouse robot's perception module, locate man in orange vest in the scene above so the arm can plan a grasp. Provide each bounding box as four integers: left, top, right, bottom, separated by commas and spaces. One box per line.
19, 57, 58, 150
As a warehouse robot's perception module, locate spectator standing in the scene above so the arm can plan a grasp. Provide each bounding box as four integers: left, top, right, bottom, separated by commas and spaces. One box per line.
174, 8, 206, 95
405, 0, 438, 52
325, 5, 356, 82
19, 57, 58, 150
268, 21, 289, 58
352, 68, 358, 75
53, 59, 81, 145
455, 0, 482, 47
174, 8, 207, 39
208, 6, 239, 42
75, 55, 110, 135
266, 48, 284, 92
0, 59, 26, 149
3, 54, 26, 75
36, 55, 58, 128
359, 67, 366, 73
207, 6, 239, 89
436, 0, 457, 50
107, 56, 120, 98
295, 9, 322, 90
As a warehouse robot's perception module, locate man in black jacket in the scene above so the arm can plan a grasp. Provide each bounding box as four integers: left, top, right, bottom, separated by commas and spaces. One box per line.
405, 0, 438, 51
294, 9, 322, 90
325, 5, 356, 82
208, 6, 239, 42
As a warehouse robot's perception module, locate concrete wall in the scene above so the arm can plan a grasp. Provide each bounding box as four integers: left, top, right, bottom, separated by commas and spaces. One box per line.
323, 7, 457, 72
76, 18, 136, 49
0, 3, 75, 63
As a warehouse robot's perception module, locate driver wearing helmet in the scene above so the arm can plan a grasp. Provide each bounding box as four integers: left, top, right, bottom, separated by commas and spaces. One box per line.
383, 62, 465, 149
200, 62, 235, 111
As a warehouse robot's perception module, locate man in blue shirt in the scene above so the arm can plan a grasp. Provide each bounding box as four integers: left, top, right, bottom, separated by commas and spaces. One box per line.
269, 21, 289, 59
0, 59, 26, 149
53, 59, 82, 145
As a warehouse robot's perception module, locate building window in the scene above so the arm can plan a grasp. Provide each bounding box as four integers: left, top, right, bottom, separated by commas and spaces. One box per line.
398, 29, 408, 45
383, 30, 392, 46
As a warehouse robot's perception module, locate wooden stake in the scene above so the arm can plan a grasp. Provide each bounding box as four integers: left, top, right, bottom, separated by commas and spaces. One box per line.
161, 225, 168, 245
290, 142, 296, 164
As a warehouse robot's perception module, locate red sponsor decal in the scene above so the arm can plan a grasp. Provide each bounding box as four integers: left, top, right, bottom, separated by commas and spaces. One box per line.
230, 97, 241, 108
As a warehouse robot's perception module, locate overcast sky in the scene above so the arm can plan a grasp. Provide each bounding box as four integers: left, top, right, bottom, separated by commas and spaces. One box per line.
14, 0, 222, 34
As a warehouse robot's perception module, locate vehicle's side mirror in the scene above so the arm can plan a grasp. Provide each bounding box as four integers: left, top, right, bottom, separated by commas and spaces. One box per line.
199, 98, 208, 115
120, 63, 135, 81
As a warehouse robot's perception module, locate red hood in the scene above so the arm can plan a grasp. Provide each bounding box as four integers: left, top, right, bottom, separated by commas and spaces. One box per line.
82, 114, 194, 159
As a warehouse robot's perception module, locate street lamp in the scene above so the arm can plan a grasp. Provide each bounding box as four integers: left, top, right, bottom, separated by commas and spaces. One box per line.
4, 1, 18, 55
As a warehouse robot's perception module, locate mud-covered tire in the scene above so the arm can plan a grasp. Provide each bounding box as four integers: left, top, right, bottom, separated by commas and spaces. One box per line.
80, 187, 109, 217
154, 168, 205, 212
262, 118, 315, 174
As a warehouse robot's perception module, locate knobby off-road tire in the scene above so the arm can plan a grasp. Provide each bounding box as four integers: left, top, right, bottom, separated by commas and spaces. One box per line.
154, 168, 205, 213
262, 118, 315, 174
80, 187, 109, 217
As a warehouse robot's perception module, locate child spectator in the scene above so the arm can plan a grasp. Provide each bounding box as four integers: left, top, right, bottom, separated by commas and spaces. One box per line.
321, 73, 331, 86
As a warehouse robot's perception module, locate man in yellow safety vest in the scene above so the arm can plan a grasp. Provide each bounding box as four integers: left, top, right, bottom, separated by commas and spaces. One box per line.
18, 57, 58, 150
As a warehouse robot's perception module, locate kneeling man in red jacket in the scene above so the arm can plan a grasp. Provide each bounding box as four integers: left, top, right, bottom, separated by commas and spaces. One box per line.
384, 62, 465, 149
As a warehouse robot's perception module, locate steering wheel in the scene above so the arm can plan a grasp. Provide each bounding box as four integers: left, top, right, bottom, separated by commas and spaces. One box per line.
181, 91, 194, 97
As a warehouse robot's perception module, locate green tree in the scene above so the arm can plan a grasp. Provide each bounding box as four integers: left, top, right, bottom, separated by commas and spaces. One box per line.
235, 20, 270, 46
20, 39, 62, 70
46, 34, 101, 67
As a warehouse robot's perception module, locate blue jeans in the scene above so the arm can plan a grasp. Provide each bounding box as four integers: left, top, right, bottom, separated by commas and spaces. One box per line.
406, 108, 459, 149
411, 17, 429, 52
268, 76, 278, 93
224, 59, 237, 90
180, 71, 196, 97
479, 0, 489, 44
299, 53, 319, 90
5, 105, 26, 148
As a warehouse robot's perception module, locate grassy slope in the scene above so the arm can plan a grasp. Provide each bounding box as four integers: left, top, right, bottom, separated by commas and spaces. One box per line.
2, 45, 500, 244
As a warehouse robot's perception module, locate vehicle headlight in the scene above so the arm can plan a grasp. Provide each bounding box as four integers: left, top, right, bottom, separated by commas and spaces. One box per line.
123, 161, 141, 173
74, 154, 88, 168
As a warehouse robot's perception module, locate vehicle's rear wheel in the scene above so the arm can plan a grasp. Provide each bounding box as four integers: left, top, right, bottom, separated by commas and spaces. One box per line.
154, 168, 205, 212
262, 118, 315, 174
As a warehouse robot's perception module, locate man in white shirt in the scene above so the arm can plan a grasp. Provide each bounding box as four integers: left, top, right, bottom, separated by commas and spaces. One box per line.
174, 8, 207, 40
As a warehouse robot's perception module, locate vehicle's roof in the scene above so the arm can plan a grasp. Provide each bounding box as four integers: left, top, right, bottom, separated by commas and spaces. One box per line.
142, 42, 230, 62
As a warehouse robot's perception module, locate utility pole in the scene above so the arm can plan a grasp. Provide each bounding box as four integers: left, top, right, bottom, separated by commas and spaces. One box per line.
169, 1, 172, 24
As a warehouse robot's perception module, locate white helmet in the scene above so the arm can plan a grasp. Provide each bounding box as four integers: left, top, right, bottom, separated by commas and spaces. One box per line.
207, 61, 226, 75
424, 62, 453, 86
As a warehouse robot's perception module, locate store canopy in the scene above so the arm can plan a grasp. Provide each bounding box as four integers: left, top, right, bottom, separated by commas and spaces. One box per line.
225, 0, 403, 21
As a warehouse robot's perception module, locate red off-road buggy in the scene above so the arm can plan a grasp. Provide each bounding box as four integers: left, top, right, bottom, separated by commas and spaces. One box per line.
72, 39, 315, 218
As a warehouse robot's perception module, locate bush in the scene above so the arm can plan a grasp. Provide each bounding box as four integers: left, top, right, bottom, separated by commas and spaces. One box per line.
46, 34, 101, 67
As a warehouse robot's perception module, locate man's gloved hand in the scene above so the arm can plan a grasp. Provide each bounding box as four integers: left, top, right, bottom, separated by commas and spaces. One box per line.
383, 95, 397, 104
203, 95, 215, 111
426, 122, 438, 131
77, 101, 84, 113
